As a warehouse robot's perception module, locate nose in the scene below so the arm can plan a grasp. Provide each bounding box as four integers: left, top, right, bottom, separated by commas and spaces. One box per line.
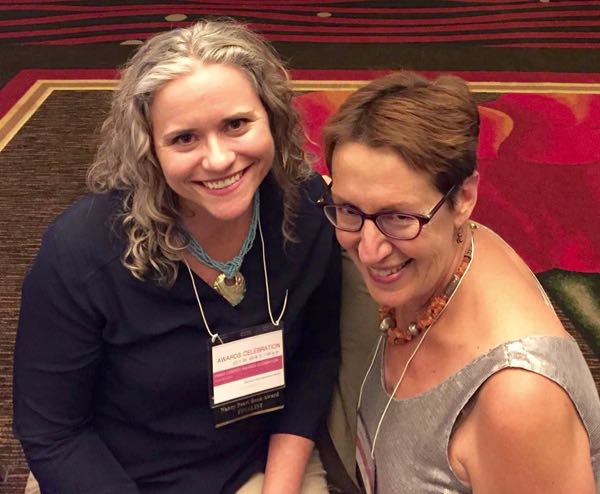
201, 134, 235, 172
357, 219, 392, 265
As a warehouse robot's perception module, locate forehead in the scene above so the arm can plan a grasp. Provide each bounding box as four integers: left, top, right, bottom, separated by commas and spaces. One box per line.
331, 142, 435, 194
150, 63, 264, 120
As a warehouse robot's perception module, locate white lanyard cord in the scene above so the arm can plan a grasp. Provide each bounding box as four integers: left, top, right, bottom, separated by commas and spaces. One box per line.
184, 216, 289, 343
357, 336, 383, 410
185, 260, 223, 345
258, 217, 288, 327
362, 235, 475, 458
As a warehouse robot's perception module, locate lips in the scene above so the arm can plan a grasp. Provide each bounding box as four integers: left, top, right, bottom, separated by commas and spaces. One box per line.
201, 169, 244, 190
368, 258, 413, 281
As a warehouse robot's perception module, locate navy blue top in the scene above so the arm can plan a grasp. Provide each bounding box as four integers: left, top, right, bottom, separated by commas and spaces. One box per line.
13, 174, 340, 494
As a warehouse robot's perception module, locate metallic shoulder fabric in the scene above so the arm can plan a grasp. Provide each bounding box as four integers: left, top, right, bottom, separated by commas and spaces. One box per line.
358, 335, 600, 493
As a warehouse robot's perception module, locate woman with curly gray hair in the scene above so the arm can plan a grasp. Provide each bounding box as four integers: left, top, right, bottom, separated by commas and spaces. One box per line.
14, 20, 339, 494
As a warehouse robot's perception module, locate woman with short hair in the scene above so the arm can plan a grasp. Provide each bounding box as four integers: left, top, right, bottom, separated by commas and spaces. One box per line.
321, 71, 600, 493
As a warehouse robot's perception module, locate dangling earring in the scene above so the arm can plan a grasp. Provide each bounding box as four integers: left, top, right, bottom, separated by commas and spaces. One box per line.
455, 227, 464, 244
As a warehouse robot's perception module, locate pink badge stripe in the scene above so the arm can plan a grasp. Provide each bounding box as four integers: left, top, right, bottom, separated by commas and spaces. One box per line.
213, 356, 283, 386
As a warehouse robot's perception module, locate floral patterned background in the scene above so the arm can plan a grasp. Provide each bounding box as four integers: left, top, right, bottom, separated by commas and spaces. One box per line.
295, 89, 600, 354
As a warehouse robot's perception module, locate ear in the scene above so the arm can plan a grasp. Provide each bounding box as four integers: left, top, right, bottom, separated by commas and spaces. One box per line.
453, 171, 479, 227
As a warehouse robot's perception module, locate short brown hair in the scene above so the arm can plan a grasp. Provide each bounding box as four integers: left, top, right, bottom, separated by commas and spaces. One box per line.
323, 71, 479, 202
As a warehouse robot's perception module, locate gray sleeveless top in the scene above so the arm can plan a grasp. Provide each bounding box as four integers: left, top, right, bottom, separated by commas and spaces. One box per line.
358, 335, 600, 493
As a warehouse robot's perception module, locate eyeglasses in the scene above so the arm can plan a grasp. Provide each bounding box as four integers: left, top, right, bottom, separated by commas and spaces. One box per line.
318, 184, 456, 240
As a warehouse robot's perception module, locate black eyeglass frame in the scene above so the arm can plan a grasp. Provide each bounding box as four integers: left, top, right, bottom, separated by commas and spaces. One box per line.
317, 184, 456, 240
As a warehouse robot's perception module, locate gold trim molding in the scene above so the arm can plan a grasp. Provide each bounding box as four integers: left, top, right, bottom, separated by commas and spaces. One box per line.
2, 79, 600, 152
0, 80, 116, 152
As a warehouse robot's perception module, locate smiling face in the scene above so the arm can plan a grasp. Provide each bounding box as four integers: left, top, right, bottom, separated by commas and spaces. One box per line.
150, 62, 275, 225
331, 141, 473, 314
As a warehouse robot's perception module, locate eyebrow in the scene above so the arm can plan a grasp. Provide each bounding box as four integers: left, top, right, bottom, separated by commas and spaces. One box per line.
331, 192, 418, 213
224, 110, 255, 121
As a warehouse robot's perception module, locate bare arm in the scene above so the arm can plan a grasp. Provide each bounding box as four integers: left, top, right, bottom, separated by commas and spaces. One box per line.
461, 368, 595, 494
261, 433, 315, 494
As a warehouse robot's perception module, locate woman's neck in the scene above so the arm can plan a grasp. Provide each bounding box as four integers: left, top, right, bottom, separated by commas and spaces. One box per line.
181, 207, 254, 263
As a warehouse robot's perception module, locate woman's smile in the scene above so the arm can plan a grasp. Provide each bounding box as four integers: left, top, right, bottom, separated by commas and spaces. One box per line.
194, 164, 257, 196
367, 258, 414, 284
200, 168, 245, 191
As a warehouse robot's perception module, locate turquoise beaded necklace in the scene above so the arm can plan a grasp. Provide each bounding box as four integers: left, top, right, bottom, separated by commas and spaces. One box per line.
180, 191, 259, 306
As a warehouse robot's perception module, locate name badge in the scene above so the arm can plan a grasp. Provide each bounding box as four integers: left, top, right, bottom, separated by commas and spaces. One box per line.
356, 410, 377, 494
209, 323, 285, 427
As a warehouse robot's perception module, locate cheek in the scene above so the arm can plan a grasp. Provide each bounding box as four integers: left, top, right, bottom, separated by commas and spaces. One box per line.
411, 243, 450, 285
255, 133, 276, 166
241, 123, 275, 161
411, 243, 436, 265
263, 142, 275, 169
157, 150, 194, 181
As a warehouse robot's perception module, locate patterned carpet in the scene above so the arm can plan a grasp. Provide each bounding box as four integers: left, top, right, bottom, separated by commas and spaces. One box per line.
1, 1, 600, 492
3, 0, 600, 88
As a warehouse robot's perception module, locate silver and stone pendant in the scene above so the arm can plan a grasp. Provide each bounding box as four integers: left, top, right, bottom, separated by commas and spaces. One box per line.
212, 272, 246, 306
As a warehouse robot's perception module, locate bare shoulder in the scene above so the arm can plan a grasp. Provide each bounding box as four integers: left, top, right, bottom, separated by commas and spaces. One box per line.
461, 368, 595, 493
472, 225, 530, 273
469, 225, 566, 339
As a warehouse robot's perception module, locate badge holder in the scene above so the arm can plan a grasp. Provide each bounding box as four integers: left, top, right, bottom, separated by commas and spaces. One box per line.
184, 216, 289, 428
208, 322, 285, 428
355, 337, 385, 494
356, 410, 377, 494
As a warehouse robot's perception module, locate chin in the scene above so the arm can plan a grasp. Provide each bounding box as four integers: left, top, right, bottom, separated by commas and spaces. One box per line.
364, 284, 399, 309
368, 282, 422, 312
187, 192, 256, 223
